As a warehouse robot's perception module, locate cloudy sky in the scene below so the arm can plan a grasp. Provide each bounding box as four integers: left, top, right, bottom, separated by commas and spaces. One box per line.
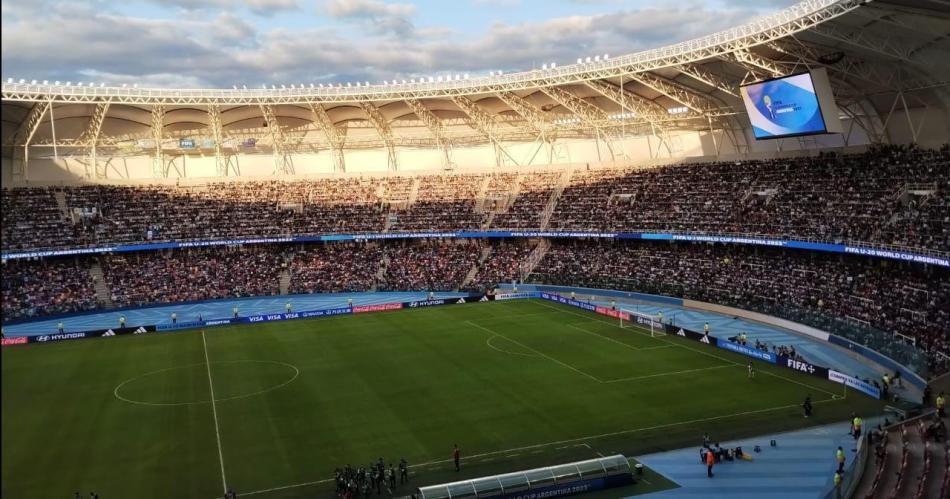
1, 0, 800, 88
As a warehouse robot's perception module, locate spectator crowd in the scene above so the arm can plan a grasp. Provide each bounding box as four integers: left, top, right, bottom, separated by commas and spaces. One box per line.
2, 145, 947, 253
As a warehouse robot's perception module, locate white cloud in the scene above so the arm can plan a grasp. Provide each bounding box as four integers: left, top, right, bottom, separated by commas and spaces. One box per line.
1, 0, 775, 88
323, 0, 417, 36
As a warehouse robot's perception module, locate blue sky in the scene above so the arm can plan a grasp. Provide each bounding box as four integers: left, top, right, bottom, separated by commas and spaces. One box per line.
1, 0, 800, 88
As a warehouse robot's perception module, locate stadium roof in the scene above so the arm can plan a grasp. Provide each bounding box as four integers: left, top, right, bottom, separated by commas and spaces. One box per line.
2, 0, 949, 174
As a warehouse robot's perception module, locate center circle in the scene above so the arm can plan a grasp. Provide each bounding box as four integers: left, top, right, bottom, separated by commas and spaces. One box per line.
114, 360, 299, 407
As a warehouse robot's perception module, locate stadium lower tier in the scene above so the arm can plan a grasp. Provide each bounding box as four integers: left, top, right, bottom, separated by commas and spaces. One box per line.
3, 238, 947, 376
2, 145, 948, 254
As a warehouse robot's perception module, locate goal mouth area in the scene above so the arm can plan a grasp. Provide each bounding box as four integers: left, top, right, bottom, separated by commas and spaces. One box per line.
617, 308, 667, 337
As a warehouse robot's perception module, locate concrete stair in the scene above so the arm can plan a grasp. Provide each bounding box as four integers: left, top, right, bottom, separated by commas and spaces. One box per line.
89, 261, 114, 309
278, 268, 291, 295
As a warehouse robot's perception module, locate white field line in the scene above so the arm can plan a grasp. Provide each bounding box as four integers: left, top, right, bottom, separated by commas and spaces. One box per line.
530, 300, 840, 397
485, 335, 539, 357
564, 322, 649, 352
202, 331, 228, 495
235, 397, 844, 498
601, 364, 736, 384
465, 320, 603, 382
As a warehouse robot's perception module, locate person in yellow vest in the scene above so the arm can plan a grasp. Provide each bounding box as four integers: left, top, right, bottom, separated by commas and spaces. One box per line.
58, 321, 64, 333
852, 414, 863, 447
171, 312, 177, 325
833, 471, 842, 499
704, 322, 710, 334
570, 291, 576, 300
347, 298, 353, 307
285, 301, 292, 313
937, 392, 946, 418
610, 300, 616, 310
835, 446, 845, 473
658, 311, 663, 324
119, 315, 126, 328
233, 306, 239, 318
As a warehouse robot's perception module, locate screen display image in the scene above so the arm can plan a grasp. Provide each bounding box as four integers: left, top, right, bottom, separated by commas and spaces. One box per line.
741, 72, 828, 139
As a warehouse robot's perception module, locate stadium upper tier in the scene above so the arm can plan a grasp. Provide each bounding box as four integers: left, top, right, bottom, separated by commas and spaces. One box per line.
2, 147, 948, 255
2, 0, 949, 178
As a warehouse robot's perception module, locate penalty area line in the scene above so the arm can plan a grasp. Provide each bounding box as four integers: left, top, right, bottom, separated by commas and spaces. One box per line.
234, 397, 844, 498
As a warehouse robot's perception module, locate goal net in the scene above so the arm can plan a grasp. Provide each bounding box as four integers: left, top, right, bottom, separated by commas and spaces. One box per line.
618, 309, 666, 337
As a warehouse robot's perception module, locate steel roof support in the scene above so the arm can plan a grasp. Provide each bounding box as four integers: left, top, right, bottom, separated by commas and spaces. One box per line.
76, 102, 110, 179
307, 103, 346, 173
7, 101, 51, 181
259, 104, 295, 175
405, 98, 454, 169
208, 104, 237, 177
537, 85, 620, 162
359, 102, 398, 171
149, 105, 167, 178
583, 80, 676, 158
450, 96, 521, 167
676, 64, 739, 97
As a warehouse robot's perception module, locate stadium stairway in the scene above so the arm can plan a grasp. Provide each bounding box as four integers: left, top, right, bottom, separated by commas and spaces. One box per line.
852, 411, 949, 499
89, 261, 114, 309
461, 246, 493, 290
634, 418, 882, 499
278, 268, 291, 295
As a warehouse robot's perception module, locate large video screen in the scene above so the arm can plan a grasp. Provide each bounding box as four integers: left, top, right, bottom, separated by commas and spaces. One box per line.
741, 70, 840, 140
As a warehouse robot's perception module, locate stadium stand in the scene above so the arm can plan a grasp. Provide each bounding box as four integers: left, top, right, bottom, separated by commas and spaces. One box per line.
379, 240, 482, 292
1, 147, 947, 253
530, 240, 949, 375
289, 242, 382, 294
1, 257, 99, 319
101, 246, 283, 307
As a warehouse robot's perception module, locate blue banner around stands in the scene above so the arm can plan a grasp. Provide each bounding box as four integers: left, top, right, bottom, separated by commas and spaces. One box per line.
716, 338, 778, 363
3, 231, 945, 267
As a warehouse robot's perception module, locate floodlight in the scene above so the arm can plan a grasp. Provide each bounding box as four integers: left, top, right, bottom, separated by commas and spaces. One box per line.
243, 85, 247, 89
603, 54, 609, 60
402, 80, 406, 84
346, 82, 351, 87
281, 84, 286, 89
551, 62, 556, 68
19, 79, 25, 84
585, 57, 591, 63
233, 85, 237, 89
6, 78, 11, 83
133, 84, 138, 88
31, 80, 37, 84
497, 70, 503, 75
308, 84, 313, 88
364, 81, 369, 86
319, 83, 324, 88
463, 74, 469, 79
594, 56, 600, 62
100, 83, 105, 87
428, 77, 434, 82
291, 84, 296, 88
577, 58, 582, 64
122, 83, 127, 88
542, 64, 547, 70
43, 80, 48, 84
55, 81, 61, 85
489, 71, 494, 76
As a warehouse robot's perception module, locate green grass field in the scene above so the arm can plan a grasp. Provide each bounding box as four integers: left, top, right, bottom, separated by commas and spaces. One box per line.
1, 299, 884, 499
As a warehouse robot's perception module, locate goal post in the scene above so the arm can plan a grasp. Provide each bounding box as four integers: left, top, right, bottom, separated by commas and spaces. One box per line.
619, 309, 666, 337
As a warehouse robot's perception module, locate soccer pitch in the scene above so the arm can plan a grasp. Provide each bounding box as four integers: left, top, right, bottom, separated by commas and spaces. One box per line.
1, 299, 883, 498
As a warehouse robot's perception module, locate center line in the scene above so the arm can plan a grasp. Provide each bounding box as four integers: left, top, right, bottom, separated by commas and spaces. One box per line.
202, 330, 228, 495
